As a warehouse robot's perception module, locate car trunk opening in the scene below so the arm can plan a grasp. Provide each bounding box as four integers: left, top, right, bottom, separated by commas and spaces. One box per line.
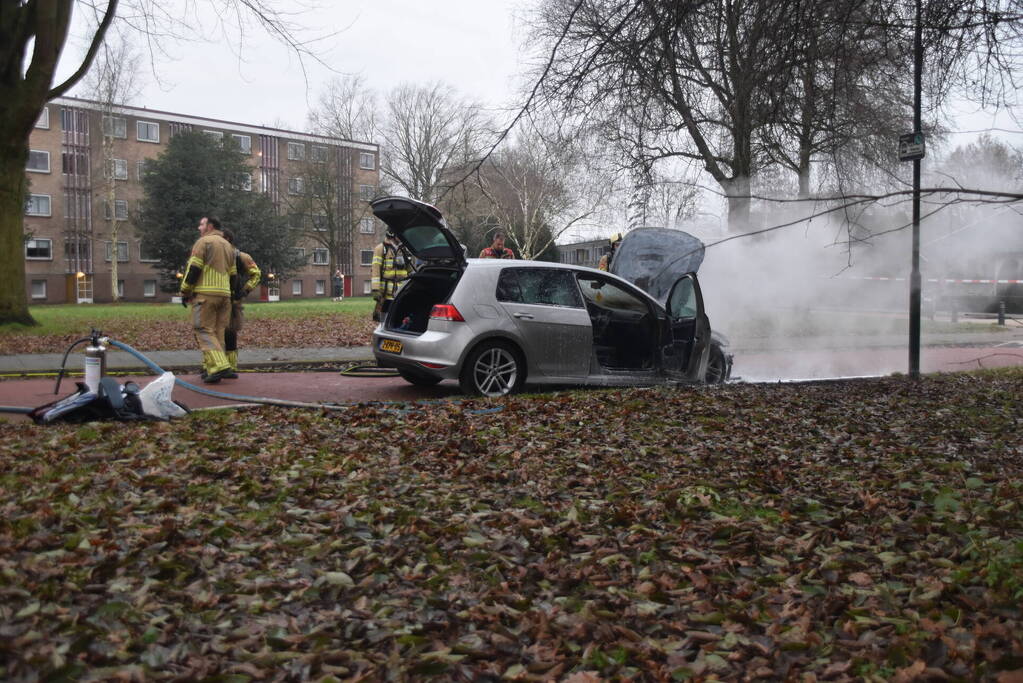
385, 268, 461, 334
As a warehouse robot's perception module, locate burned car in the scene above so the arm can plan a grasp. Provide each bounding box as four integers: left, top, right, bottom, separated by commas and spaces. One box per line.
370, 196, 732, 397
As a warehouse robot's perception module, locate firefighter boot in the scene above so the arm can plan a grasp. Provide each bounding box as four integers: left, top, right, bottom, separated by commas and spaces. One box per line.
202, 350, 233, 383
223, 351, 239, 379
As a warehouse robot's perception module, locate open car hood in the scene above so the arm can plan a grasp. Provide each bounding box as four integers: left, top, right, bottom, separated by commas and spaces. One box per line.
610, 227, 705, 304
370, 196, 466, 267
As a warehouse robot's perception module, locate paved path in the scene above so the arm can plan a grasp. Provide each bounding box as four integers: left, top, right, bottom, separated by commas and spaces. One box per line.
0, 328, 1020, 375
1, 329, 1021, 422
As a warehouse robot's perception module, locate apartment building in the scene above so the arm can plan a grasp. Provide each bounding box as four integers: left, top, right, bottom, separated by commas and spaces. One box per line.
24, 96, 383, 304
556, 238, 611, 269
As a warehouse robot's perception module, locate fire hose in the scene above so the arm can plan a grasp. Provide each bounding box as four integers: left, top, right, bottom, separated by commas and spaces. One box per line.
103, 338, 354, 411
0, 332, 501, 419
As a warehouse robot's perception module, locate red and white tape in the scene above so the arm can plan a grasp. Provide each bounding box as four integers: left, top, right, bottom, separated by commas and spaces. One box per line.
847, 277, 1023, 284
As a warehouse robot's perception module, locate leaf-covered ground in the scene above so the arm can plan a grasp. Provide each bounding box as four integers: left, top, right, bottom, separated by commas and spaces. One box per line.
1, 371, 1022, 681
0, 315, 376, 355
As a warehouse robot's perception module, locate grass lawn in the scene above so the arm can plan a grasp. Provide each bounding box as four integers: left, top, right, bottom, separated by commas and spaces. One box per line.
0, 299, 375, 338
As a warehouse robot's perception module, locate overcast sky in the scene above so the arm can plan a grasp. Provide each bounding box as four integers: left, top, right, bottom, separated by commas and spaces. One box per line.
65, 0, 531, 132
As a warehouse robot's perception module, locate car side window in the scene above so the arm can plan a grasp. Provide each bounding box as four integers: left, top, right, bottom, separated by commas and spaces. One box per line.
669, 278, 697, 319
497, 268, 583, 308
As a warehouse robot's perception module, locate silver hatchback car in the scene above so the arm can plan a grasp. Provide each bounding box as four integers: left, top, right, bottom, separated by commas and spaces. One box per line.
371, 197, 732, 397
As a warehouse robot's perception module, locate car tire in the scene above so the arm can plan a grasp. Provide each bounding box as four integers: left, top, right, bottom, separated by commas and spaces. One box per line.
705, 343, 729, 385
459, 340, 524, 397
398, 369, 442, 386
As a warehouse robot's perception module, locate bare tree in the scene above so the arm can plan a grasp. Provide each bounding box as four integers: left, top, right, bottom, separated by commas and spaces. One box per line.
307, 75, 378, 143
475, 121, 609, 259
528, 0, 1023, 238
85, 30, 143, 302
762, 0, 912, 199
380, 82, 492, 204
530, 0, 805, 232
284, 147, 373, 282
0, 0, 326, 324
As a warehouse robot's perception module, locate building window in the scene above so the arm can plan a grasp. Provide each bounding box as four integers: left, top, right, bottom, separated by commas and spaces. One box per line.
311, 145, 328, 162
64, 192, 91, 220
105, 241, 129, 262
143, 279, 157, 297
60, 108, 89, 133
103, 116, 127, 138
103, 199, 129, 221
235, 173, 252, 191
359, 217, 375, 234
306, 178, 322, 197
360, 249, 373, 266
31, 280, 47, 299
108, 158, 128, 180
288, 177, 304, 195
26, 194, 51, 216
27, 150, 50, 173
36, 107, 50, 129
65, 238, 92, 264
203, 129, 224, 141
62, 151, 88, 176
360, 184, 375, 201
117, 280, 125, 298
311, 215, 328, 232
287, 142, 306, 161
291, 247, 306, 262
137, 121, 159, 143
139, 242, 160, 262
26, 238, 52, 259
363, 280, 372, 294
315, 279, 326, 295
292, 279, 303, 296
359, 152, 375, 170
312, 248, 328, 265
232, 134, 251, 154
137, 159, 150, 181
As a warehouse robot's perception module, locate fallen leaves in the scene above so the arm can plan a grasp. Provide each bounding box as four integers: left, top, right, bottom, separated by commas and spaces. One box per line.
0, 371, 1022, 679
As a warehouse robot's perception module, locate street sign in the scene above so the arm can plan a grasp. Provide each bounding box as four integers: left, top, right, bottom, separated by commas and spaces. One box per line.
899, 132, 926, 161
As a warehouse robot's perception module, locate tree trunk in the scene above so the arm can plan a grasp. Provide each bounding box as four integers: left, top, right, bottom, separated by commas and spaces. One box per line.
0, 131, 35, 325
723, 175, 752, 234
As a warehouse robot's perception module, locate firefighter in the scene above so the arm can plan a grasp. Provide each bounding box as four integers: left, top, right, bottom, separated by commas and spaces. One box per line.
371, 231, 411, 322
179, 216, 237, 383
221, 229, 261, 379
597, 233, 623, 271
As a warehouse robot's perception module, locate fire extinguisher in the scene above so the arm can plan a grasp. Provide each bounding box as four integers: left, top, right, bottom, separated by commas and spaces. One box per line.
84, 332, 107, 393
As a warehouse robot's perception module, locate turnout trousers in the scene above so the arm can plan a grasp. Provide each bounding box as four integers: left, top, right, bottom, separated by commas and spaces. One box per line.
191, 294, 232, 374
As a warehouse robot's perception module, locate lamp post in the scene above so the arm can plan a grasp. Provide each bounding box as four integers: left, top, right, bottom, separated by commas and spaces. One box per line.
908, 0, 924, 379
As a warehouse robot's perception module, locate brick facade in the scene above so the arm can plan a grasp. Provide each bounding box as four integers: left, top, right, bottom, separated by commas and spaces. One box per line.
23, 97, 382, 304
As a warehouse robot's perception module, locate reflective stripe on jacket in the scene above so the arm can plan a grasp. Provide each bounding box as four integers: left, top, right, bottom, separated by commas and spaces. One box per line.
371, 242, 409, 299
234, 250, 261, 298
180, 230, 236, 297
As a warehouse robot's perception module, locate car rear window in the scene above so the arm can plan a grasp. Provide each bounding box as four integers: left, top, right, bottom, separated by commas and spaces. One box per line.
401, 225, 455, 259
496, 268, 583, 308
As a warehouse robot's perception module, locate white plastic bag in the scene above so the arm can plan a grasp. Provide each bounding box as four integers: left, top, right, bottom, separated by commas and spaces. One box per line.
138, 372, 188, 419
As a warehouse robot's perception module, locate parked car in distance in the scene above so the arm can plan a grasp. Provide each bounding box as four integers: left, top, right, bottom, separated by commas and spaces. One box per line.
370, 196, 732, 397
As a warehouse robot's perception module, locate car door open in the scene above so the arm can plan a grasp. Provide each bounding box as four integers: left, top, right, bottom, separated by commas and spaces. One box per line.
664, 273, 711, 381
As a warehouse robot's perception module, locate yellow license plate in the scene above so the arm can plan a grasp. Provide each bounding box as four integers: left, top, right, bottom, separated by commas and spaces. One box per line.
380, 339, 403, 354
